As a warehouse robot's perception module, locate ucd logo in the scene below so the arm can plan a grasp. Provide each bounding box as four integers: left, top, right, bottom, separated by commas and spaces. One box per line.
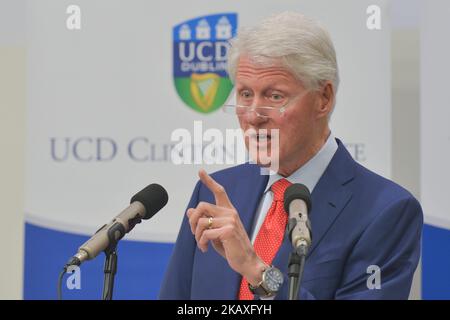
173, 13, 237, 113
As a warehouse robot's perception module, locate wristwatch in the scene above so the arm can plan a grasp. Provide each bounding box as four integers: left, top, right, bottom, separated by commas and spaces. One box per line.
248, 266, 284, 298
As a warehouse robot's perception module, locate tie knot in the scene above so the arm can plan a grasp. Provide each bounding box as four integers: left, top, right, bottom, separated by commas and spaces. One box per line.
271, 178, 292, 202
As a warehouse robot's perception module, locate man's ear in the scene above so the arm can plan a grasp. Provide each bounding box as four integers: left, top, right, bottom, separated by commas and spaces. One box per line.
315, 81, 335, 119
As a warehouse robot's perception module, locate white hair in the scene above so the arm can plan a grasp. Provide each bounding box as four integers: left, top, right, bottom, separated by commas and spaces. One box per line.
227, 12, 339, 92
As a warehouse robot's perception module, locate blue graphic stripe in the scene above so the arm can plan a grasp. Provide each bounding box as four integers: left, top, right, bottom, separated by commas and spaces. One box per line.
24, 222, 174, 300
422, 223, 450, 299
26, 221, 448, 299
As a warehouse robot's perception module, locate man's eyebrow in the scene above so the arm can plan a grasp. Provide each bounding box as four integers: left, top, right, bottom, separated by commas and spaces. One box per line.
235, 82, 291, 93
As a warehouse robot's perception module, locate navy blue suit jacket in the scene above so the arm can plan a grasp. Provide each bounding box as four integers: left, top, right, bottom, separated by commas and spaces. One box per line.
159, 139, 423, 299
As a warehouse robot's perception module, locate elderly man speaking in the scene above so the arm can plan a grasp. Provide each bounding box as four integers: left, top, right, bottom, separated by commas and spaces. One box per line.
159, 12, 423, 300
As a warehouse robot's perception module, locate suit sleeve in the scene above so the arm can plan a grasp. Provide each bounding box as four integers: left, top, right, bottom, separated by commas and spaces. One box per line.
334, 196, 423, 299
158, 181, 201, 300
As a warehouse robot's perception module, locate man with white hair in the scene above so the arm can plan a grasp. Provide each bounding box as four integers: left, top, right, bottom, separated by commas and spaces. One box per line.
159, 12, 422, 300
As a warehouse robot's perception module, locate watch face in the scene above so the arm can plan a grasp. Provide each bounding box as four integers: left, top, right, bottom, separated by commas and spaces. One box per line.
264, 268, 284, 292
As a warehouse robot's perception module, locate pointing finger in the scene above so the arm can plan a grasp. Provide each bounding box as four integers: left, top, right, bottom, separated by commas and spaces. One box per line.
198, 169, 234, 208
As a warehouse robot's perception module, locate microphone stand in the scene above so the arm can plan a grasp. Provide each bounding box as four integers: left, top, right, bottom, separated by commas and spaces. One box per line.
288, 246, 307, 300
286, 218, 309, 300
101, 222, 125, 300
102, 247, 118, 300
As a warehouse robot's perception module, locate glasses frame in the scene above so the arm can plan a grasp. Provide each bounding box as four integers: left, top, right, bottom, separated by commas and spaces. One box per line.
222, 90, 309, 120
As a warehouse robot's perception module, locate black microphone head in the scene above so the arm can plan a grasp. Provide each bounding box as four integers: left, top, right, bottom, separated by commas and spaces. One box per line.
283, 183, 312, 213
130, 183, 168, 219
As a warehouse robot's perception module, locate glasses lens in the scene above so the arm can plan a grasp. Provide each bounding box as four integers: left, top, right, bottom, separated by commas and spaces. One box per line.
235, 106, 248, 116
254, 107, 272, 117
222, 105, 248, 116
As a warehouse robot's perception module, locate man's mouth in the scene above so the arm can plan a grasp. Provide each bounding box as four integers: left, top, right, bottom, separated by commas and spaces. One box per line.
249, 133, 272, 143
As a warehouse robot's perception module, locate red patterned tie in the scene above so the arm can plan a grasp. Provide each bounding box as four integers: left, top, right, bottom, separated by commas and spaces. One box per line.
238, 178, 292, 300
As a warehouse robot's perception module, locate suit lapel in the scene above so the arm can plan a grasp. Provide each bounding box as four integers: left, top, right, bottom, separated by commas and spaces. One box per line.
308, 175, 353, 256
308, 140, 355, 255
272, 141, 356, 298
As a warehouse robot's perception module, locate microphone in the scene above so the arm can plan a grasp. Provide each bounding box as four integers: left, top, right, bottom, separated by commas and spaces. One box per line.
283, 183, 312, 300
284, 183, 312, 256
65, 183, 168, 268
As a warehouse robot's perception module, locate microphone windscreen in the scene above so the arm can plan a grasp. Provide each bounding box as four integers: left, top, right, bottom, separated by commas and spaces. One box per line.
130, 183, 169, 219
283, 183, 312, 213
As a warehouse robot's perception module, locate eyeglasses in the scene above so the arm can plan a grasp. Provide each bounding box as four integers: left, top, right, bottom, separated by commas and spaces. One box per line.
222, 91, 308, 120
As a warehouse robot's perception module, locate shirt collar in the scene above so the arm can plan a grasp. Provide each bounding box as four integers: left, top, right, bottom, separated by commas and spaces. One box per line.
264, 133, 338, 193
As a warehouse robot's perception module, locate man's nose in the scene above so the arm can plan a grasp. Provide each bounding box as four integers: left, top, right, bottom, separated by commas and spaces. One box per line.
246, 111, 267, 125
246, 98, 268, 125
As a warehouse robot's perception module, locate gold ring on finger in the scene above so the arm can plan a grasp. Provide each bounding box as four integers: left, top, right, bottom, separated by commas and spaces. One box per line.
208, 216, 213, 229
